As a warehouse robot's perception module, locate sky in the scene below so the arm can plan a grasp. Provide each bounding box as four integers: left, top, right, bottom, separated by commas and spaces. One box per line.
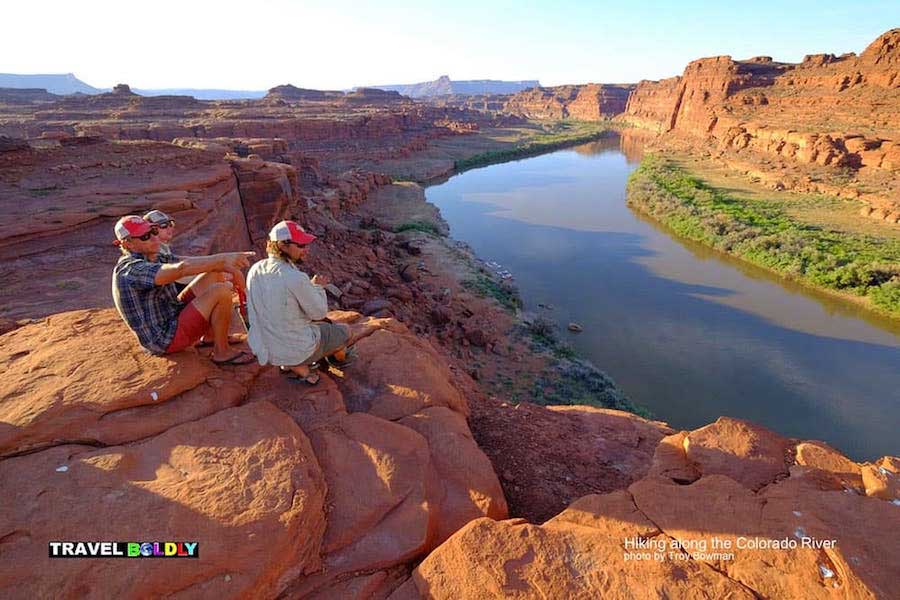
4, 1, 898, 90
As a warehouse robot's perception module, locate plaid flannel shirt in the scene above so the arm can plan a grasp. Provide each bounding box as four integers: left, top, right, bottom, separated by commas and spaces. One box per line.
112, 251, 183, 354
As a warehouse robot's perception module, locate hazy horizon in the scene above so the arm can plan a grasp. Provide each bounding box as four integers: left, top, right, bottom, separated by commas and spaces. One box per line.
4, 1, 898, 91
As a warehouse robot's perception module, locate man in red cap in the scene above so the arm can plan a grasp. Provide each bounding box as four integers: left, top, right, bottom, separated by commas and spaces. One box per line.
246, 220, 358, 384
112, 215, 256, 364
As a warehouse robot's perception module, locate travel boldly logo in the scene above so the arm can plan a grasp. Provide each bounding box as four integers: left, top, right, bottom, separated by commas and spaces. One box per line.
49, 541, 199, 558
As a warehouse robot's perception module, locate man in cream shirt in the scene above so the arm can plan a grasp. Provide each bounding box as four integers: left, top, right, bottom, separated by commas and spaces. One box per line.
246, 220, 355, 384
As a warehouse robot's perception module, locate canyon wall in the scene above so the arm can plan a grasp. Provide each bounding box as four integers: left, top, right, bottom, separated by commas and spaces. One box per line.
502, 83, 634, 120
622, 28, 900, 219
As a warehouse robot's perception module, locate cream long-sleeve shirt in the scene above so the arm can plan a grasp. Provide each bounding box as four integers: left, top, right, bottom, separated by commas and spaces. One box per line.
246, 256, 328, 366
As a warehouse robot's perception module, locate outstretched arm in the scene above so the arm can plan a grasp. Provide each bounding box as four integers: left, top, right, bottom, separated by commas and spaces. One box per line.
154, 252, 255, 286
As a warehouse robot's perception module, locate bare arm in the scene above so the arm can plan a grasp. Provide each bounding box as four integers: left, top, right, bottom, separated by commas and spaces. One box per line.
154, 252, 255, 286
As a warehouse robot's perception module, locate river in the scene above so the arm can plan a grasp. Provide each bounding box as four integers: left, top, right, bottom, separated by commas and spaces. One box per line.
426, 133, 900, 461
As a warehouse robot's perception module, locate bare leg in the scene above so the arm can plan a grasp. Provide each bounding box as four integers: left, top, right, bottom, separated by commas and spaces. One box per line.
287, 363, 319, 384
330, 323, 363, 361
346, 323, 365, 346
178, 271, 226, 303
187, 282, 236, 361
288, 364, 312, 377
180, 272, 244, 344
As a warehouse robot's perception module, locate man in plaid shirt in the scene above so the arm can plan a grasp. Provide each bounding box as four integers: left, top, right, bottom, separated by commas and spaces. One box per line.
112, 215, 256, 365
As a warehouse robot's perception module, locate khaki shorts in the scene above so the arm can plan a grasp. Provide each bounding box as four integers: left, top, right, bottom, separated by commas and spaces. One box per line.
303, 322, 351, 365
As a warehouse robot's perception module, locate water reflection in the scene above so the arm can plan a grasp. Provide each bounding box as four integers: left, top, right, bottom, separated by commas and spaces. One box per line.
570, 128, 652, 164
427, 136, 900, 460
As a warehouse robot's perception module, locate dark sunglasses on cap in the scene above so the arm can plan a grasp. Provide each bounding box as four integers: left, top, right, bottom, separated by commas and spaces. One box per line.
134, 227, 159, 241
156, 220, 175, 229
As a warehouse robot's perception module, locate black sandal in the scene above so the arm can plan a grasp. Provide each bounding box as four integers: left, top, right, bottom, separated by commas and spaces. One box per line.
286, 371, 321, 385
212, 351, 255, 366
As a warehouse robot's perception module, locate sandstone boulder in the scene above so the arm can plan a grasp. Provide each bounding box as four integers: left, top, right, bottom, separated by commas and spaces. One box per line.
282, 411, 435, 597
630, 471, 899, 598
399, 407, 508, 542
861, 456, 900, 500
401, 418, 900, 599
795, 440, 865, 492
0, 402, 326, 599
0, 309, 259, 457
682, 416, 792, 490
339, 328, 469, 420
393, 492, 754, 599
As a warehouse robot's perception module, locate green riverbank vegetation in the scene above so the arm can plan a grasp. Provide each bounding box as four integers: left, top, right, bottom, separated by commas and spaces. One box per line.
627, 155, 900, 317
454, 121, 617, 172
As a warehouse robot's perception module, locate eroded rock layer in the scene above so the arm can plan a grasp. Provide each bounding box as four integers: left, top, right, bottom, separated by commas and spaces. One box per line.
503, 83, 634, 121
622, 29, 900, 218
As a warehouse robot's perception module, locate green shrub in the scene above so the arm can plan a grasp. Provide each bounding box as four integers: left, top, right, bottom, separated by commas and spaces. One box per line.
455, 123, 616, 172
627, 155, 900, 318
394, 220, 442, 236
462, 274, 520, 312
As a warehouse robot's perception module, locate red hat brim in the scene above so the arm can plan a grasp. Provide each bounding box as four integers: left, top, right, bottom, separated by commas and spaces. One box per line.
293, 231, 317, 245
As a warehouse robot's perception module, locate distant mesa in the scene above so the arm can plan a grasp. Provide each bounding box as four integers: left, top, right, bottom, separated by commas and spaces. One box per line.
263, 84, 409, 104
131, 88, 266, 100
370, 75, 541, 98
264, 84, 343, 101
0, 87, 58, 104
111, 83, 137, 96
0, 72, 266, 100
343, 87, 409, 103
0, 72, 101, 95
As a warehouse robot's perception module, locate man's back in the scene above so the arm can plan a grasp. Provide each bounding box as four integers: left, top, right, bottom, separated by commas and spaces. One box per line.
246, 256, 327, 366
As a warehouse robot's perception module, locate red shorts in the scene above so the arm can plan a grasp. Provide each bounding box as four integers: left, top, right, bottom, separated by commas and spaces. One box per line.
165, 302, 210, 353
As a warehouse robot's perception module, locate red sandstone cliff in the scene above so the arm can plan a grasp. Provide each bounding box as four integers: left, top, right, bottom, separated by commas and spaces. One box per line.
503, 83, 634, 120
622, 28, 900, 219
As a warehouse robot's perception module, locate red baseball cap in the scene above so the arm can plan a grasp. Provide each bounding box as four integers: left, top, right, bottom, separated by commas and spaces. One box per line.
114, 215, 153, 242
269, 220, 316, 245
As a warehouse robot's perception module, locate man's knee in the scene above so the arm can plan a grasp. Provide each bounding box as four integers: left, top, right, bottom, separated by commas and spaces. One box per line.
207, 282, 234, 303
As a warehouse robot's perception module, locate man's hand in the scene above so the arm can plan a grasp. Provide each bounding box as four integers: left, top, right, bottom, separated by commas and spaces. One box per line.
222, 251, 256, 270
224, 266, 246, 293
311, 274, 330, 287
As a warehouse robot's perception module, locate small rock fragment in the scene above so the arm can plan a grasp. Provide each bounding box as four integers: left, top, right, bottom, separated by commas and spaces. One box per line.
819, 565, 835, 579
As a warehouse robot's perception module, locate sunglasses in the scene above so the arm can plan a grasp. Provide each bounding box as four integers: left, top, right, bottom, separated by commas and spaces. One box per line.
156, 220, 175, 229
134, 227, 159, 241
283, 240, 309, 248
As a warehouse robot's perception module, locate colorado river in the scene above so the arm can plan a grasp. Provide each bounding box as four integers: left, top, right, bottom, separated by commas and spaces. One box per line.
427, 134, 900, 461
